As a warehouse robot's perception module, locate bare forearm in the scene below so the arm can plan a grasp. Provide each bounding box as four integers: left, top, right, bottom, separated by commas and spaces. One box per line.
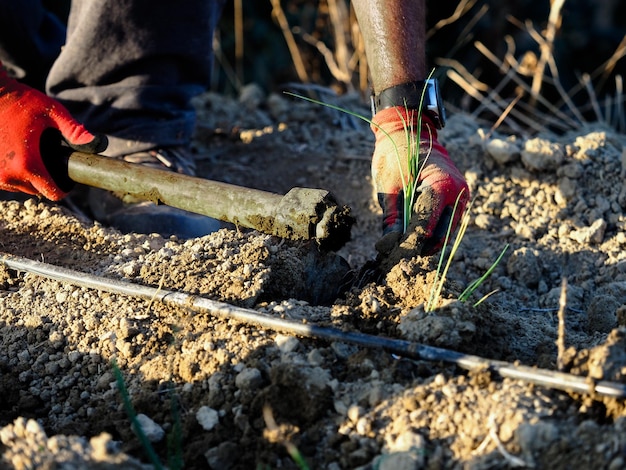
352, 0, 426, 93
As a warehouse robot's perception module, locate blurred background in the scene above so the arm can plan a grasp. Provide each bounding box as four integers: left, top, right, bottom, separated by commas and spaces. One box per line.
40, 0, 626, 134
213, 0, 626, 133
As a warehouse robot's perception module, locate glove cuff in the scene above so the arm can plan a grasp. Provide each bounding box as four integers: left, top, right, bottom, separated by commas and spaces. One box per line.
371, 106, 439, 143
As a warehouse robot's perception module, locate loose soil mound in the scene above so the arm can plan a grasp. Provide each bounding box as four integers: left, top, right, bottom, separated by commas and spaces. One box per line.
1, 89, 626, 469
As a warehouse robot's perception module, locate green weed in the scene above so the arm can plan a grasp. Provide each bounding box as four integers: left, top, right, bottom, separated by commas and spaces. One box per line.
111, 359, 165, 470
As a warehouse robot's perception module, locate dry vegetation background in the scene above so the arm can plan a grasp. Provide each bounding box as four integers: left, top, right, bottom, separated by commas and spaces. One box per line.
214, 0, 626, 134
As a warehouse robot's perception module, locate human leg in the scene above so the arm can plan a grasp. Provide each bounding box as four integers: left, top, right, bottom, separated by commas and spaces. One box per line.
46, 0, 227, 238
47, 0, 226, 158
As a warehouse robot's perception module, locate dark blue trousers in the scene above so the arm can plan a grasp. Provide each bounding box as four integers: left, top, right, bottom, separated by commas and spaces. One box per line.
0, 0, 225, 156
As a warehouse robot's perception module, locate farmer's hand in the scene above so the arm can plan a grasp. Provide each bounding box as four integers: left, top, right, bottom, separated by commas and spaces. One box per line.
371, 106, 469, 255
0, 67, 107, 200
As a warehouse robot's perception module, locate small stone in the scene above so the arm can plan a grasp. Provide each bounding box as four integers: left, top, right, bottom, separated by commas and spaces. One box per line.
196, 406, 220, 431
515, 421, 558, 453
96, 372, 114, 391
134, 414, 164, 442
68, 351, 82, 363
355, 416, 371, 435
275, 334, 299, 353
307, 348, 324, 366
390, 430, 426, 453
235, 367, 263, 391
609, 457, 625, 470
239, 83, 265, 110
17, 349, 30, 363
347, 405, 364, 423
90, 433, 116, 460
556, 177, 576, 203
486, 138, 520, 164
521, 138, 564, 171
374, 451, 425, 470
205, 441, 239, 469
569, 219, 607, 244
506, 247, 542, 287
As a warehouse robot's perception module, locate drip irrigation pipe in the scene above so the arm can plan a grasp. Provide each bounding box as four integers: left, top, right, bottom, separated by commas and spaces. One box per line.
2, 252, 625, 399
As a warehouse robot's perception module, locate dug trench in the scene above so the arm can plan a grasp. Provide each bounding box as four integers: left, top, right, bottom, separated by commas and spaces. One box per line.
2, 89, 626, 468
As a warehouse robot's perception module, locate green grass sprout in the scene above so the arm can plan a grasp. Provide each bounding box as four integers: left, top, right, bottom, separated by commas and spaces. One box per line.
426, 195, 509, 311
166, 384, 184, 470
426, 189, 469, 312
458, 244, 509, 305
472, 288, 502, 307
400, 68, 436, 232
111, 359, 165, 470
263, 405, 310, 470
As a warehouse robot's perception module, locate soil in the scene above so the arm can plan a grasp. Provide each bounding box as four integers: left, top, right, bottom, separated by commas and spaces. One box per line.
2, 86, 626, 469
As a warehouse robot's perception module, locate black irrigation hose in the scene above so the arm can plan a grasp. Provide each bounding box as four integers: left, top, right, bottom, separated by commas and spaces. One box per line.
2, 252, 626, 399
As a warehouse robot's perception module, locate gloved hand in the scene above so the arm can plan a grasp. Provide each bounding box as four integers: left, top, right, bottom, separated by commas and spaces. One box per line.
0, 67, 107, 200
371, 106, 469, 255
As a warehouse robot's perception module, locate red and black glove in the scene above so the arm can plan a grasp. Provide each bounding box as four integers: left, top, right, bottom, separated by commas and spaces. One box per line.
0, 66, 107, 200
371, 106, 469, 255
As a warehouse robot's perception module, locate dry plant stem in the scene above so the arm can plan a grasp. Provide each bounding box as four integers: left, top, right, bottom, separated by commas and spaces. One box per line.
581, 73, 605, 123
301, 33, 352, 86
615, 75, 626, 133
487, 415, 529, 467
212, 32, 241, 91
328, 0, 352, 87
472, 64, 517, 117
509, 16, 586, 124
473, 40, 581, 129
263, 406, 310, 470
530, 0, 565, 107
234, 0, 244, 84
472, 413, 529, 467
426, 0, 478, 40
426, 193, 470, 312
442, 55, 556, 133
444, 66, 528, 134
521, 17, 626, 118
453, 4, 488, 53
437, 4, 489, 60
488, 89, 523, 137
469, 64, 524, 136
270, 0, 309, 83
438, 58, 488, 93
551, 35, 626, 109
299, 0, 354, 88
600, 35, 626, 85
557, 277, 567, 372
513, 99, 573, 133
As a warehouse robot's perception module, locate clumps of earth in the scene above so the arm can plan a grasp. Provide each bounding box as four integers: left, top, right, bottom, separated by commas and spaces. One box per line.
2, 85, 626, 469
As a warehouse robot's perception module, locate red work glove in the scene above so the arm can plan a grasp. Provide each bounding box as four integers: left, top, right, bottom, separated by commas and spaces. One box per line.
0, 67, 107, 200
371, 106, 469, 255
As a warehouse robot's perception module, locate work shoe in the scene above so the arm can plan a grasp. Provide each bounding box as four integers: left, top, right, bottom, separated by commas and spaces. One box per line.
88, 147, 222, 239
